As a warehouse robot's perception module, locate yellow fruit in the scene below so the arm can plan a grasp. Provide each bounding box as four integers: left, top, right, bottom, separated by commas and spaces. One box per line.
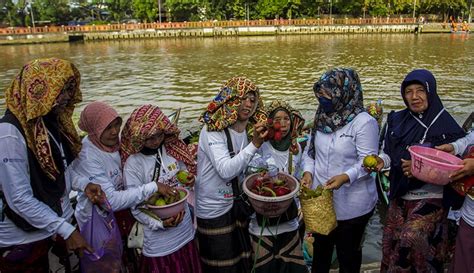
363, 155, 378, 169
154, 198, 166, 206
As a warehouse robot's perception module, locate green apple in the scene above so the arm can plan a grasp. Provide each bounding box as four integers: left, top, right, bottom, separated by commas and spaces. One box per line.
154, 198, 166, 206
176, 170, 189, 184
179, 190, 186, 200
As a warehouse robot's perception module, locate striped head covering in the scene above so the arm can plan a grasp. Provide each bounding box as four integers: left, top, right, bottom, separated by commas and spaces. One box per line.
120, 105, 196, 174
5, 58, 82, 180
199, 77, 267, 133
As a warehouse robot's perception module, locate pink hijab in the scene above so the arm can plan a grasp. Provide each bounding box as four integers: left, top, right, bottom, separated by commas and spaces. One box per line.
79, 101, 121, 152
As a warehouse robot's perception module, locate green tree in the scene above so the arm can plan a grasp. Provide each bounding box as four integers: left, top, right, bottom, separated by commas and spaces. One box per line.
368, 0, 389, 16
1, 0, 26, 26
133, 0, 158, 22
422, 0, 468, 20
106, 0, 133, 22
34, 0, 72, 24
255, 0, 287, 18
165, 0, 200, 21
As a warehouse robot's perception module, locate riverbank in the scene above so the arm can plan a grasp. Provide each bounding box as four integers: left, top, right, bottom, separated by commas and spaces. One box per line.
0, 22, 468, 45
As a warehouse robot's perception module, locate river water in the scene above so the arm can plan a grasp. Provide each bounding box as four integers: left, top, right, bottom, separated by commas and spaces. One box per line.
0, 33, 473, 264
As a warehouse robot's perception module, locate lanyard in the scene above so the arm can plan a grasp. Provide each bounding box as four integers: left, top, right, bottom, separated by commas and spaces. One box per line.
152, 147, 166, 181
47, 129, 68, 169
410, 108, 445, 144
269, 144, 292, 174
151, 153, 162, 182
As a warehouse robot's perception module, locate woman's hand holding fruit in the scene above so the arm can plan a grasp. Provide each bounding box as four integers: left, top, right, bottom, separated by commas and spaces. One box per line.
362, 154, 384, 173
252, 122, 268, 148
176, 170, 195, 187
156, 182, 180, 199
263, 118, 283, 141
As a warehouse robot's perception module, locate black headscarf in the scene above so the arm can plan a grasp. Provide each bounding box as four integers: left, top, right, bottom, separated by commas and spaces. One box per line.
384, 69, 466, 200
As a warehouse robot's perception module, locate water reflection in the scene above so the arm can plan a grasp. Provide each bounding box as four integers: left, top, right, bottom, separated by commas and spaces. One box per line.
1, 34, 472, 132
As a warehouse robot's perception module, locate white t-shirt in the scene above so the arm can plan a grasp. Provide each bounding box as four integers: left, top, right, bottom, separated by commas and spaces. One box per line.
71, 137, 157, 230
123, 146, 195, 257
195, 126, 258, 219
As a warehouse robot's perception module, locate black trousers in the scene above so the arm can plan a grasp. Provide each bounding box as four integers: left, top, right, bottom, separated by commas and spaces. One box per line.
311, 209, 374, 273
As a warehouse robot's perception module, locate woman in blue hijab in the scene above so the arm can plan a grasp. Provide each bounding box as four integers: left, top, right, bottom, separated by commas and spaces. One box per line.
375, 69, 466, 272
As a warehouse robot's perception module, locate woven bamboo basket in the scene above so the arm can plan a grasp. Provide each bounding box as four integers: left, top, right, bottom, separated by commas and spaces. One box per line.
300, 191, 337, 235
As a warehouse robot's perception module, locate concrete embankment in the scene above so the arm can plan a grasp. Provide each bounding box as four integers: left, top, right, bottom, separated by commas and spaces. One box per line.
0, 23, 466, 45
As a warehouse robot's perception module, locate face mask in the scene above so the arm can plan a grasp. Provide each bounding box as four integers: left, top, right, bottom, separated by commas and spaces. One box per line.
318, 97, 335, 113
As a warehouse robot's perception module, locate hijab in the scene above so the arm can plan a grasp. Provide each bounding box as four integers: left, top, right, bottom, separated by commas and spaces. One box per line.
265, 100, 305, 155
199, 77, 267, 134
120, 105, 197, 174
5, 58, 82, 180
308, 68, 365, 159
78, 101, 121, 153
384, 69, 466, 198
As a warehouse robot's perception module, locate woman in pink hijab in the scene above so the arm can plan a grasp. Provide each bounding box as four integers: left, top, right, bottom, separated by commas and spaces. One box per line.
72, 101, 175, 272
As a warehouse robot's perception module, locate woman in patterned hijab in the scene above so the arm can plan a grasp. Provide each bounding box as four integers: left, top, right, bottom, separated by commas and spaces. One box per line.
0, 58, 92, 273
200, 76, 267, 133
5, 58, 82, 179
301, 68, 379, 273
120, 105, 201, 273
307, 68, 365, 159
195, 77, 268, 273
120, 104, 196, 174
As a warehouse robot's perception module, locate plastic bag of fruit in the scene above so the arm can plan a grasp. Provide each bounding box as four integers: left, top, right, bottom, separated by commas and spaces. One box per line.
300, 186, 337, 235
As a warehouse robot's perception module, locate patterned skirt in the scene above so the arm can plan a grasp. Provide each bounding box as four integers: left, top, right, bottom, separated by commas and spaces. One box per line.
139, 239, 202, 273
250, 229, 308, 273
381, 198, 449, 273
196, 210, 252, 273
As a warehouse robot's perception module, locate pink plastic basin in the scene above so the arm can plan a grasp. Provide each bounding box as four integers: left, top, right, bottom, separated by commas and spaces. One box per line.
243, 172, 300, 218
147, 188, 188, 219
408, 146, 463, 185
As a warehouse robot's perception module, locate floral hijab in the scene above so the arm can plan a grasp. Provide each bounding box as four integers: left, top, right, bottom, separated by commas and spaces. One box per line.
266, 100, 305, 155
308, 68, 364, 159
120, 105, 197, 174
5, 58, 82, 180
199, 77, 267, 133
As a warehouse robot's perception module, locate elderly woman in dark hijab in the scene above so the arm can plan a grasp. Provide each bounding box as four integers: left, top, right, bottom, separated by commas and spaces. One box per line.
371, 69, 466, 272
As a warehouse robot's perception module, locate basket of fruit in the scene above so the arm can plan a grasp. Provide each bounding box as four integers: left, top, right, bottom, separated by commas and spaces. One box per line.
242, 172, 300, 218
146, 188, 188, 219
300, 186, 337, 235
408, 146, 463, 185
